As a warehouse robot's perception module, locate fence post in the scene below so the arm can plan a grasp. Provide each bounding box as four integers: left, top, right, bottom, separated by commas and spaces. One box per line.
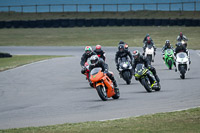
49, 4, 51, 13
62, 4, 64, 12
35, 5, 37, 13
21, 5, 23, 14
8, 6, 10, 15
76, 4, 78, 12
89, 4, 92, 13
182, 2, 183, 11
117, 4, 118, 12
130, 3, 132, 11
156, 3, 158, 11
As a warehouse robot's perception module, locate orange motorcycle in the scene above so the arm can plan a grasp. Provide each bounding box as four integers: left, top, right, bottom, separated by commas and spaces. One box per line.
90, 67, 120, 101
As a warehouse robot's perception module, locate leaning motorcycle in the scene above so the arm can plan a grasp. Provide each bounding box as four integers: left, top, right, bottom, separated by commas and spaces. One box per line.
144, 44, 155, 65
118, 57, 132, 84
164, 49, 175, 70
90, 67, 120, 101
175, 52, 190, 79
134, 64, 161, 92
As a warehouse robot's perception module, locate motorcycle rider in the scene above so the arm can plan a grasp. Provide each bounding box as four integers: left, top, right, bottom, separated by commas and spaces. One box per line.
118, 40, 128, 50
162, 40, 174, 61
143, 36, 156, 55
176, 32, 188, 48
115, 44, 133, 72
80, 46, 97, 74
143, 33, 151, 43
94, 45, 106, 61
132, 50, 160, 87
174, 42, 191, 71
89, 55, 118, 88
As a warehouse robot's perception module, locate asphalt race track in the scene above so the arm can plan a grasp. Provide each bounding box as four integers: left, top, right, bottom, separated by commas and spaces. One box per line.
0, 46, 200, 129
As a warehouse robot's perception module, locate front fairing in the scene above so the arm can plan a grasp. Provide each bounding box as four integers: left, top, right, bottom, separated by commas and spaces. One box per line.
134, 64, 148, 78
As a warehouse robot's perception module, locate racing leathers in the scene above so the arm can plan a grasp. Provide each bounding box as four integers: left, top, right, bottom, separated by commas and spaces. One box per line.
94, 49, 106, 61
80, 52, 96, 74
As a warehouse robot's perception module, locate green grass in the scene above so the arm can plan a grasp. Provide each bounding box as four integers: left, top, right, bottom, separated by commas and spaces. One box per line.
1, 11, 200, 21
1, 107, 200, 133
0, 26, 200, 49
0, 55, 66, 71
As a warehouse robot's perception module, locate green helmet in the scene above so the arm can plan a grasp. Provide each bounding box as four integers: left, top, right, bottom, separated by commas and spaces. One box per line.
85, 46, 92, 55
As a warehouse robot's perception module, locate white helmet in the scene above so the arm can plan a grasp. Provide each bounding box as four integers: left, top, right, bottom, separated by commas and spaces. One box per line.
90, 55, 99, 66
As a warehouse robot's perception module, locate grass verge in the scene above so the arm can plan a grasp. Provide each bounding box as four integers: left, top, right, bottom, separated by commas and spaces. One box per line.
0, 26, 200, 49
0, 107, 199, 133
0, 55, 67, 72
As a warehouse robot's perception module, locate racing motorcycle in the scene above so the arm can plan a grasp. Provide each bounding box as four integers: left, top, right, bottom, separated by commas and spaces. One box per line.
90, 67, 120, 101
118, 57, 132, 84
164, 49, 175, 70
144, 44, 155, 65
175, 52, 190, 79
134, 64, 161, 92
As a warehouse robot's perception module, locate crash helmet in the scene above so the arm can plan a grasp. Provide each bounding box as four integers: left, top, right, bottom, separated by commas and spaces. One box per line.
176, 42, 183, 48
124, 43, 128, 50
180, 32, 183, 37
118, 44, 125, 53
147, 37, 151, 44
85, 46, 92, 55
90, 55, 99, 66
95, 45, 102, 52
146, 34, 150, 37
165, 40, 170, 47
133, 50, 140, 61
119, 40, 125, 45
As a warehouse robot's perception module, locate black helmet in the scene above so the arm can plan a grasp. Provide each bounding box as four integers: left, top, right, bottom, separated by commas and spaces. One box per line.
90, 55, 99, 66
133, 50, 140, 61
119, 40, 125, 45
176, 42, 183, 48
165, 40, 170, 47
118, 44, 125, 53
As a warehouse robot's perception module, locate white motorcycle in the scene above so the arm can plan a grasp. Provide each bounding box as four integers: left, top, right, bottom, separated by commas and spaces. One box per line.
144, 44, 155, 65
175, 52, 190, 79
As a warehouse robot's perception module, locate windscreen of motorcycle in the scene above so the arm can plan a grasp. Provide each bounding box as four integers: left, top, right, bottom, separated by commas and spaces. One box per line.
135, 64, 145, 76
90, 67, 102, 75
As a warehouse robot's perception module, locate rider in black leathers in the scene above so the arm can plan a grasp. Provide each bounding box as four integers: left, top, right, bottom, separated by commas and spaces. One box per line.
162, 40, 174, 60
94, 45, 106, 61
115, 44, 133, 71
80, 46, 96, 74
132, 50, 160, 85
89, 55, 118, 87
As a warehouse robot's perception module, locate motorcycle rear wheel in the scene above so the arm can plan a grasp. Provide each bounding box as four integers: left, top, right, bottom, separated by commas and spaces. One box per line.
96, 85, 108, 101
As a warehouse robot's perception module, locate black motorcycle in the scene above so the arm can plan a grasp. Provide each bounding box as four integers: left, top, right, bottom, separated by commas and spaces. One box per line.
118, 57, 132, 84
134, 63, 161, 92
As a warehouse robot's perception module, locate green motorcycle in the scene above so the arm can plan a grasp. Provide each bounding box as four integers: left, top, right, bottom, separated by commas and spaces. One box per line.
164, 49, 174, 70
134, 64, 161, 92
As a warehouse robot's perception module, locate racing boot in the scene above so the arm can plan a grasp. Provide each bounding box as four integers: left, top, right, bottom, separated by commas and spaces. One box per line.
113, 80, 118, 88
154, 74, 160, 82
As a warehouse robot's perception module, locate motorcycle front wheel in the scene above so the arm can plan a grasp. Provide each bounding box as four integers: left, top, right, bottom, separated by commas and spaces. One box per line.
141, 78, 152, 92
122, 70, 131, 85
96, 85, 108, 101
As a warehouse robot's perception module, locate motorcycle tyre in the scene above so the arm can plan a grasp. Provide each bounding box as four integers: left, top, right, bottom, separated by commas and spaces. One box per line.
141, 78, 152, 93
96, 85, 108, 101
122, 70, 131, 85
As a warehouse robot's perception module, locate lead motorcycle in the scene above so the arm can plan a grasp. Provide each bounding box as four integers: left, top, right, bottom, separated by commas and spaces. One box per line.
134, 64, 161, 92
90, 67, 120, 101
175, 52, 190, 79
118, 57, 132, 84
